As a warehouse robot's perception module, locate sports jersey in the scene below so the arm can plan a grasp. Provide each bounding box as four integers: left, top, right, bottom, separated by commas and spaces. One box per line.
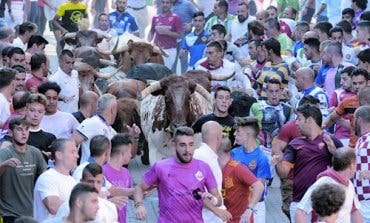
108, 11, 139, 36
56, 1, 87, 32
181, 30, 210, 67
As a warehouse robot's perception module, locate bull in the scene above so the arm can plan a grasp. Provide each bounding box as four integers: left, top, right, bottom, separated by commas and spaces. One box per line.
140, 70, 235, 165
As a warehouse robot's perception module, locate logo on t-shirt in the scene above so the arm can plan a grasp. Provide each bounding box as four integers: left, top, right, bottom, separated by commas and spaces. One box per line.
195, 171, 204, 181
248, 160, 257, 170
224, 177, 234, 189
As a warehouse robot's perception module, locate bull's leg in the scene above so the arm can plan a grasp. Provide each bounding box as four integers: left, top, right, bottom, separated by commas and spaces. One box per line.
140, 139, 150, 165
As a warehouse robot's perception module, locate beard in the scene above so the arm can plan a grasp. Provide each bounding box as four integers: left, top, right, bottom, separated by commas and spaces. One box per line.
176, 150, 192, 163
238, 15, 247, 23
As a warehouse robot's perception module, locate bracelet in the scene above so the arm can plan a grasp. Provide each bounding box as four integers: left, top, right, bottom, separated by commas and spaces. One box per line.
134, 201, 143, 208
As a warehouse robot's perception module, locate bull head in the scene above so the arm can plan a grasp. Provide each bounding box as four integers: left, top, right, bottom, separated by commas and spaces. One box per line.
141, 76, 212, 132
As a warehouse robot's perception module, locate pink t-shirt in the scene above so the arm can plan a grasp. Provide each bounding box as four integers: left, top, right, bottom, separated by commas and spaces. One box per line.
103, 163, 132, 223
323, 62, 353, 98
150, 12, 182, 49
329, 89, 355, 139
143, 157, 217, 223
25, 74, 47, 93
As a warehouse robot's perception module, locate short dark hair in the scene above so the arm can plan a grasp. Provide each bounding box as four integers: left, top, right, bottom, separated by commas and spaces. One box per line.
7, 47, 24, 58
218, 39, 227, 52
311, 183, 345, 217
13, 91, 30, 110
353, 0, 368, 10
351, 68, 369, 80
360, 11, 370, 21
27, 35, 48, 49
248, 39, 262, 47
342, 8, 355, 17
192, 11, 204, 19
217, 0, 229, 12
357, 21, 370, 33
262, 38, 281, 57
295, 21, 310, 33
0, 67, 16, 89
26, 93, 48, 107
9, 117, 29, 130
90, 135, 110, 157
18, 22, 37, 35
111, 133, 132, 156
172, 126, 194, 140
314, 21, 333, 37
234, 117, 260, 137
11, 64, 26, 73
207, 40, 224, 52
82, 163, 103, 180
303, 37, 320, 52
332, 147, 356, 171
341, 66, 356, 76
267, 78, 281, 87
336, 20, 353, 34
49, 138, 73, 160
298, 95, 320, 107
30, 52, 47, 70
296, 104, 322, 126
329, 26, 343, 37
38, 81, 61, 95
266, 5, 277, 12
211, 24, 227, 36
59, 49, 74, 59
248, 20, 265, 36
358, 48, 370, 64
98, 13, 108, 20
2, 46, 13, 58
214, 86, 231, 98
266, 18, 280, 31
69, 183, 98, 209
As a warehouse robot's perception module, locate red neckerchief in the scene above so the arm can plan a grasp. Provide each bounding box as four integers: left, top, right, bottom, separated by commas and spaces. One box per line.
200, 60, 224, 71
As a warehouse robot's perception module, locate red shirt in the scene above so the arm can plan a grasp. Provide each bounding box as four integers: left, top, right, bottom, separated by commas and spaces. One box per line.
222, 159, 258, 223
25, 73, 47, 93
150, 11, 182, 49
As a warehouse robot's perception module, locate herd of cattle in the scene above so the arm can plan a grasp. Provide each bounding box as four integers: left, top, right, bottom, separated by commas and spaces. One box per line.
64, 30, 244, 165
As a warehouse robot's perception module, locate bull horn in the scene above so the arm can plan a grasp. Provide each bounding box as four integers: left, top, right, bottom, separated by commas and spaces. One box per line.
95, 65, 123, 79
153, 46, 168, 57
99, 59, 117, 67
195, 84, 213, 102
63, 32, 76, 39
141, 81, 161, 99
113, 45, 129, 54
210, 72, 235, 81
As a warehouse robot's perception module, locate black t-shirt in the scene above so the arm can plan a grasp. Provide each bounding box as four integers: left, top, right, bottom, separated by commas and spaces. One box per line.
72, 111, 86, 123
192, 113, 235, 143
28, 130, 56, 161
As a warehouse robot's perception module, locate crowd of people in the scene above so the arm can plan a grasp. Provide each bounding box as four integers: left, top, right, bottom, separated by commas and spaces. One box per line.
0, 0, 370, 222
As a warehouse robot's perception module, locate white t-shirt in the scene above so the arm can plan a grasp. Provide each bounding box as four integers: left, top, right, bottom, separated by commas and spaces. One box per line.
34, 168, 77, 222
297, 175, 361, 223
40, 111, 79, 138
76, 115, 117, 163
193, 143, 225, 223
12, 37, 27, 51
0, 93, 10, 123
43, 0, 68, 21
229, 16, 255, 58
195, 58, 251, 91
55, 197, 118, 223
49, 68, 80, 113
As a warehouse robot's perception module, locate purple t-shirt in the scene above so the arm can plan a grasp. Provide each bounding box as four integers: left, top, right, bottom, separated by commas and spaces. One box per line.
103, 163, 132, 223
282, 133, 342, 202
150, 11, 183, 49
143, 157, 217, 223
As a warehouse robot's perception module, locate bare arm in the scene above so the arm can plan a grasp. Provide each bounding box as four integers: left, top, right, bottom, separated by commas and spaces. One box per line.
109, 187, 135, 197
134, 182, 151, 220
351, 209, 364, 223
248, 180, 264, 208
42, 196, 64, 215
53, 15, 68, 34
271, 138, 288, 156
322, 111, 341, 129
295, 209, 308, 223
71, 131, 85, 146
315, 3, 327, 17
0, 158, 20, 176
